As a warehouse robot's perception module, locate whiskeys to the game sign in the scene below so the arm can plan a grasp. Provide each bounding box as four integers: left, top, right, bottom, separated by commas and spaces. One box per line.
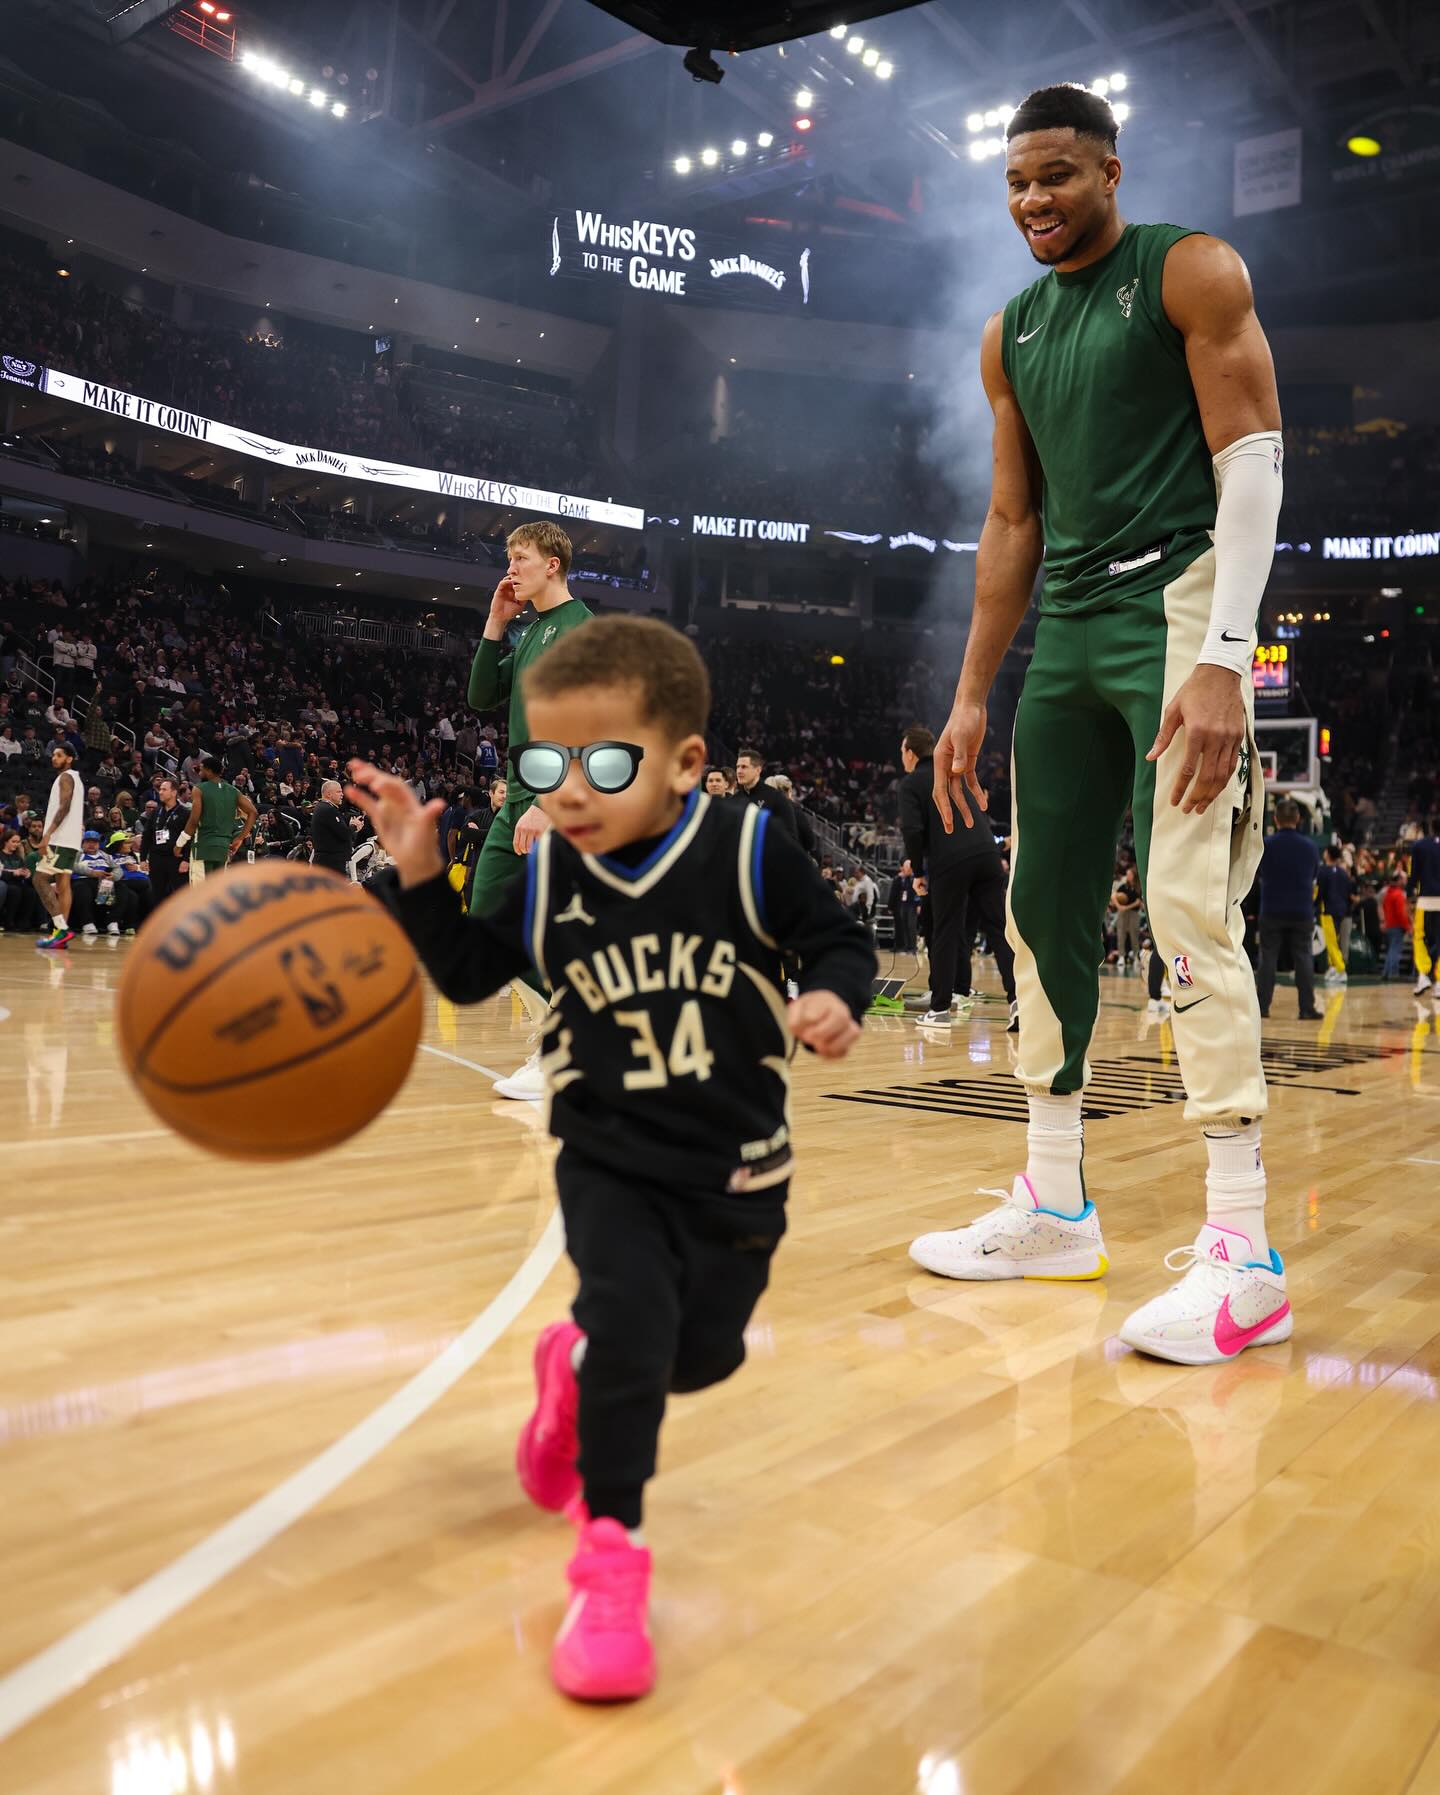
550, 209, 812, 309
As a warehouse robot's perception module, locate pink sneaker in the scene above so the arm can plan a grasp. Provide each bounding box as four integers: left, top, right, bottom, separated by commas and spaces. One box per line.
551, 1518, 655, 1702
516, 1320, 582, 1511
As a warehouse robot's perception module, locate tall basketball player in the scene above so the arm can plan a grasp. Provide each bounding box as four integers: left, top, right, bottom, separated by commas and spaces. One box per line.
909, 84, 1290, 1366
466, 521, 591, 1100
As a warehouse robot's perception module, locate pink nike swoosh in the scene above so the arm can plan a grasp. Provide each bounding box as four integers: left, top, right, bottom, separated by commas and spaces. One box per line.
1213, 1295, 1290, 1357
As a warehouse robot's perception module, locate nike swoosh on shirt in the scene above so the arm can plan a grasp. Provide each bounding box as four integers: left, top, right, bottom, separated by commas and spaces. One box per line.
1017, 324, 1047, 343
1220, 630, 1247, 643
1173, 996, 1211, 1013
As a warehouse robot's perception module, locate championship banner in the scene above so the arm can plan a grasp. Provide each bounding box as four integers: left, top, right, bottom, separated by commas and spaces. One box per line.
33, 362, 645, 531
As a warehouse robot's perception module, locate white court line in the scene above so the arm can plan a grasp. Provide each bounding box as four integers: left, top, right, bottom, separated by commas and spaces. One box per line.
0, 1063, 562, 1747
419, 1043, 513, 1082
1407, 1157, 1440, 1167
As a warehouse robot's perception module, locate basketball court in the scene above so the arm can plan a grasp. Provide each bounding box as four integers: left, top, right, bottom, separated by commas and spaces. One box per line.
4, 940, 1439, 1794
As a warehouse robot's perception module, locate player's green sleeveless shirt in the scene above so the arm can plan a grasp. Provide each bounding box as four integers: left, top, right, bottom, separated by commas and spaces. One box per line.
195, 778, 240, 859
1001, 222, 1217, 616
466, 595, 592, 806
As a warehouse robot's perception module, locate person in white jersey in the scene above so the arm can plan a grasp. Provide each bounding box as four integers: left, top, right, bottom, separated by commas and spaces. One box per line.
35, 742, 83, 951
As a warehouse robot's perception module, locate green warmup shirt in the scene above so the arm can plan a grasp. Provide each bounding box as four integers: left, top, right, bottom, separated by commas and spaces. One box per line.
1001, 222, 1218, 617
466, 597, 593, 806
195, 779, 241, 861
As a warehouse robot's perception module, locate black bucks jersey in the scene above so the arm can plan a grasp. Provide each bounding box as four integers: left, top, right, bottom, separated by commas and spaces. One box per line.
528, 791, 799, 1193
395, 788, 875, 1197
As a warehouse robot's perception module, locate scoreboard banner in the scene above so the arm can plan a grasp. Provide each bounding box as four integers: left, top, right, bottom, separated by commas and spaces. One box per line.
549, 209, 812, 310
25, 358, 646, 531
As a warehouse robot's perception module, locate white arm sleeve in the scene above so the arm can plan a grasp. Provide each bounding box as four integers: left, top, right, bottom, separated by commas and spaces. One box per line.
1197, 429, 1283, 676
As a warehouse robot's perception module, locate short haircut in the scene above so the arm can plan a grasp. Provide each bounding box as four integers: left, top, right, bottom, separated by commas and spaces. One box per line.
1324, 844, 1341, 860
1007, 82, 1120, 153
52, 742, 74, 759
199, 751, 222, 774
523, 615, 710, 742
507, 519, 573, 577
736, 745, 764, 767
1275, 799, 1301, 825
721, 766, 736, 786
903, 725, 935, 758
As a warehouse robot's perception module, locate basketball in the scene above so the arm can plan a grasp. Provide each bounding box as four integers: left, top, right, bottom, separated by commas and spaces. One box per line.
115, 864, 423, 1159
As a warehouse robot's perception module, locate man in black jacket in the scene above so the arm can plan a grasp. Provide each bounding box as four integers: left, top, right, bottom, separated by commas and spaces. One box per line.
898, 725, 1017, 1028
309, 779, 353, 878
734, 746, 800, 844
141, 776, 188, 913
888, 859, 919, 954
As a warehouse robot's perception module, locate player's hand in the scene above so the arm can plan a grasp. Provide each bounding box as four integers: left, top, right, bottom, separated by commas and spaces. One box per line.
487, 576, 526, 630
787, 990, 861, 1059
512, 805, 551, 857
934, 697, 989, 833
177, 860, 188, 875
1147, 664, 1245, 815
344, 760, 445, 888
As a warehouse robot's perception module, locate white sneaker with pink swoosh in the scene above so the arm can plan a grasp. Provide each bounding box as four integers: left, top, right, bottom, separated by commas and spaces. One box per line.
1118, 1223, 1292, 1366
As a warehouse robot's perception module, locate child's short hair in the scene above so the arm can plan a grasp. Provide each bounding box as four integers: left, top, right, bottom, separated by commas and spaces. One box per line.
523, 616, 711, 742
507, 519, 573, 576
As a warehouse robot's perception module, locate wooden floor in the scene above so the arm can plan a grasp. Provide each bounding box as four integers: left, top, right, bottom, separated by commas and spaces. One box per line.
3, 934, 1440, 1795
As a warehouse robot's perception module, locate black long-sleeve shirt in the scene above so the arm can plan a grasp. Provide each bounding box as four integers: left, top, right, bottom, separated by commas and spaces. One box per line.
898, 756, 1002, 873
395, 791, 874, 1192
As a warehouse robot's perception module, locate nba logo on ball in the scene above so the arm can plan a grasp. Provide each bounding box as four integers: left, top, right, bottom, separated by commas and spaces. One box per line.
1172, 954, 1195, 989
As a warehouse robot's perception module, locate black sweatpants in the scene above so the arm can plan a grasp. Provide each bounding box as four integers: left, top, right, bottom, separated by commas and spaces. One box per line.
556, 1150, 787, 1529
928, 854, 1016, 1010
146, 861, 185, 915
1256, 914, 1318, 1018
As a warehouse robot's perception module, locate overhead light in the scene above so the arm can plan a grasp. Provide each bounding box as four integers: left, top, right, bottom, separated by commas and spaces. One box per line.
288, 77, 306, 95
876, 60, 893, 79
968, 141, 987, 161
1091, 77, 1110, 96
757, 131, 774, 147
847, 36, 864, 55
830, 24, 847, 38
795, 88, 814, 109
56, 267, 70, 277
731, 138, 748, 156
984, 108, 1000, 126
966, 113, 984, 132
1110, 72, 1127, 90
729, 356, 737, 363
539, 330, 545, 337
1346, 134, 1381, 157
700, 146, 719, 166
862, 47, 879, 68
795, 116, 812, 131
309, 89, 327, 107
1113, 102, 1130, 122
674, 155, 692, 173
215, 7, 231, 17
332, 101, 347, 117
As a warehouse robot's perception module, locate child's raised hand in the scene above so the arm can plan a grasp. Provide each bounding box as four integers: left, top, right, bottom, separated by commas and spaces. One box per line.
345, 760, 445, 887
787, 990, 861, 1060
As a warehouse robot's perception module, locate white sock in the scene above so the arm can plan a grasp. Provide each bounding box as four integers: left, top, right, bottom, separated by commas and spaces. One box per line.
1025, 1092, 1086, 1217
1202, 1123, 1269, 1261
569, 1336, 587, 1376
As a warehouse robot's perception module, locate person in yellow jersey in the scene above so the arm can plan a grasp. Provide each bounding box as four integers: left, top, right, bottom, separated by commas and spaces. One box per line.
910, 83, 1291, 1367
466, 520, 592, 1100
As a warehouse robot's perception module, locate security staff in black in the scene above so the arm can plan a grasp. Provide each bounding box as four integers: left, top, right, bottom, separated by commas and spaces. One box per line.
898, 725, 1017, 1016
141, 779, 187, 910
395, 788, 874, 1527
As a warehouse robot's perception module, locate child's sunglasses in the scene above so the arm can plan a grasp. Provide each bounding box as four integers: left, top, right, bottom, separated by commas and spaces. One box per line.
511, 740, 645, 796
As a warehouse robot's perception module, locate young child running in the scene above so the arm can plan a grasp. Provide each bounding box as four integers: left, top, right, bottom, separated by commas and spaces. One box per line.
346, 617, 873, 1702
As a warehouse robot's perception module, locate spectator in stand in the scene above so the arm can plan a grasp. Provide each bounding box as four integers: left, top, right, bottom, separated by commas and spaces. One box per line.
1112, 863, 1143, 971
1410, 819, 1440, 998
888, 859, 919, 954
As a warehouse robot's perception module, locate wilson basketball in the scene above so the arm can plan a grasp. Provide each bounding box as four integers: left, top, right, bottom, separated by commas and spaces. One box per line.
116, 865, 423, 1159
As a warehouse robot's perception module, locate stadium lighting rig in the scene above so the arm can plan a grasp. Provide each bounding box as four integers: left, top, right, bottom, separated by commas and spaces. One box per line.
966, 75, 1130, 160
239, 48, 350, 116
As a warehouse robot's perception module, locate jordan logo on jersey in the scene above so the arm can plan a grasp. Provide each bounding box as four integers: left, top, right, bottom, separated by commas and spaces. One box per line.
553, 893, 596, 927
1116, 279, 1138, 318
